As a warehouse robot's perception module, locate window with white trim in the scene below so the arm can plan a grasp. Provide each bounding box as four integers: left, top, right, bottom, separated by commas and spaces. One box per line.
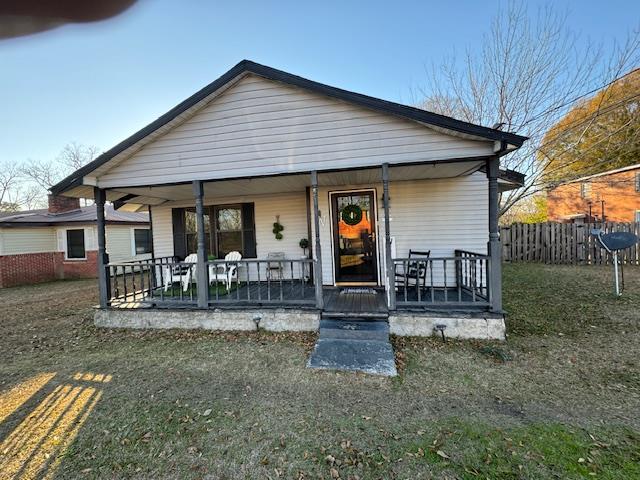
133, 229, 152, 255
635, 173, 640, 192
66, 229, 86, 259
635, 210, 640, 223
580, 182, 591, 199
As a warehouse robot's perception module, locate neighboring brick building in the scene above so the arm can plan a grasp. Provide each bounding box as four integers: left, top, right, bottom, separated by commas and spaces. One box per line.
547, 164, 640, 223
0, 196, 150, 288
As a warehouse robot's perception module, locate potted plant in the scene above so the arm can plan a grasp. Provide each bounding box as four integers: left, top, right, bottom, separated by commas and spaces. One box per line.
299, 238, 309, 257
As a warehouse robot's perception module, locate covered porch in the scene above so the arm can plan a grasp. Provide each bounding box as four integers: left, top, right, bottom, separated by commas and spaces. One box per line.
92, 159, 504, 316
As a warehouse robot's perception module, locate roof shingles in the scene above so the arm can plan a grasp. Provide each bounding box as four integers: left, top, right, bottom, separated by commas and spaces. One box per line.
0, 205, 148, 226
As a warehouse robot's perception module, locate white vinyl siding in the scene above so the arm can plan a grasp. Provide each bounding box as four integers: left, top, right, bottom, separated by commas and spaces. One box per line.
386, 174, 488, 287
150, 207, 173, 258
0, 227, 57, 255
311, 173, 488, 285
151, 173, 488, 285
253, 193, 309, 263
105, 225, 152, 263
97, 75, 494, 188
105, 226, 131, 262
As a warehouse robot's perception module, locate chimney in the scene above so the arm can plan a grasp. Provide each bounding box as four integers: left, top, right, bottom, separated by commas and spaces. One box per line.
48, 194, 81, 214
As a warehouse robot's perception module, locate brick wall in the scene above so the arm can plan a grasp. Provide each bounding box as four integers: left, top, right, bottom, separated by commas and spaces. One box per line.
47, 194, 81, 214
55, 251, 98, 280
0, 250, 98, 288
547, 169, 640, 222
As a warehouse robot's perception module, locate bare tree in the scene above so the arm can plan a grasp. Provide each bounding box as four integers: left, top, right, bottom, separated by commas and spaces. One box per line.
0, 162, 44, 212
0, 142, 101, 211
59, 142, 100, 171
0, 161, 25, 212
416, 2, 640, 215
22, 142, 99, 191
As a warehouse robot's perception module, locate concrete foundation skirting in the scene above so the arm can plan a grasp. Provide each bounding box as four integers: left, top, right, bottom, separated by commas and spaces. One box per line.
94, 308, 320, 332
389, 313, 506, 340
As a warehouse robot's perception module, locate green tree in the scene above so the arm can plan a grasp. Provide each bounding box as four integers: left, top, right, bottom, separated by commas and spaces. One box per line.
540, 69, 640, 183
499, 195, 547, 225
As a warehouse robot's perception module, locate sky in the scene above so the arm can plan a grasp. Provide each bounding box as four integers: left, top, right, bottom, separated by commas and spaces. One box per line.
1, 0, 638, 165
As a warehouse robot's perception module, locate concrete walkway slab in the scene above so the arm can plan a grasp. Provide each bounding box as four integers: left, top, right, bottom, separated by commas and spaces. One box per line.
308, 318, 397, 376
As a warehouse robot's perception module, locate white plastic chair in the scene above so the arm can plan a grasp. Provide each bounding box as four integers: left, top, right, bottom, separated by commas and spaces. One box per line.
163, 253, 198, 292
209, 251, 242, 291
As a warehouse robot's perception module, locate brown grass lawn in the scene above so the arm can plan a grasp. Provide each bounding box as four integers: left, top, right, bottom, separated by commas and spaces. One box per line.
0, 264, 639, 479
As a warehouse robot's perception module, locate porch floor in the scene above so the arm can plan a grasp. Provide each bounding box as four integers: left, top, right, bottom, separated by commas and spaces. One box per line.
323, 288, 388, 315
111, 283, 489, 312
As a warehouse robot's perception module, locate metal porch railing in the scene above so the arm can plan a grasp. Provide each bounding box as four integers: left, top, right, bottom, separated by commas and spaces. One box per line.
393, 250, 490, 308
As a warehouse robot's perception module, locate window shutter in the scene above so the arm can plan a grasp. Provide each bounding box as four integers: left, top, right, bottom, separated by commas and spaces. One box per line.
241, 203, 256, 258
172, 208, 186, 259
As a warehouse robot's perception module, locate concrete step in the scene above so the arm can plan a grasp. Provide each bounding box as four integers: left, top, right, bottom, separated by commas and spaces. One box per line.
307, 338, 397, 376
321, 311, 389, 321
319, 319, 389, 341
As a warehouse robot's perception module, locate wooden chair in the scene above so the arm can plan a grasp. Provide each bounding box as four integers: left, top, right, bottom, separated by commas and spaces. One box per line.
395, 249, 431, 291
209, 251, 242, 291
266, 252, 285, 280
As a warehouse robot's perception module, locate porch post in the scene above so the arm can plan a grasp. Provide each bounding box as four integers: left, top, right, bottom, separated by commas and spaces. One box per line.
94, 187, 110, 308
311, 171, 324, 309
193, 180, 208, 308
487, 156, 502, 312
382, 163, 395, 310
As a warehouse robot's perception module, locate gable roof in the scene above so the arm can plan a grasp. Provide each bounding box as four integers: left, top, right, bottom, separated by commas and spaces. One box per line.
51, 60, 527, 195
0, 205, 149, 227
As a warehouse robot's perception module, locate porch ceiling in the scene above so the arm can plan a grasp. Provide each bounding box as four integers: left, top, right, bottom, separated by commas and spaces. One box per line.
104, 160, 486, 208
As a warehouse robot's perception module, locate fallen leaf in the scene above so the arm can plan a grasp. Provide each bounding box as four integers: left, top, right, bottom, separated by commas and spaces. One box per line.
436, 450, 450, 459
203, 409, 212, 416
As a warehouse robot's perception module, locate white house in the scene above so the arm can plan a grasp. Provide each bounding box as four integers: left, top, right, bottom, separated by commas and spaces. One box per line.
0, 195, 150, 288
50, 60, 526, 339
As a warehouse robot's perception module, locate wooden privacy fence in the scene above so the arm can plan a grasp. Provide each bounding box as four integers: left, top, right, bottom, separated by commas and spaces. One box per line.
500, 222, 640, 265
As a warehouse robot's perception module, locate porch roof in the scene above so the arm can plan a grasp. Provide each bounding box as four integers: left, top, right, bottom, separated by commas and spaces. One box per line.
98, 161, 521, 211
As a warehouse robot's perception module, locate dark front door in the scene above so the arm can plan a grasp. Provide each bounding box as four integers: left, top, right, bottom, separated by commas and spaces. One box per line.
331, 191, 378, 283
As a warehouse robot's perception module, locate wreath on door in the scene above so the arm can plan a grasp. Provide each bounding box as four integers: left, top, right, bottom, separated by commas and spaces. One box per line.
341, 204, 363, 226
